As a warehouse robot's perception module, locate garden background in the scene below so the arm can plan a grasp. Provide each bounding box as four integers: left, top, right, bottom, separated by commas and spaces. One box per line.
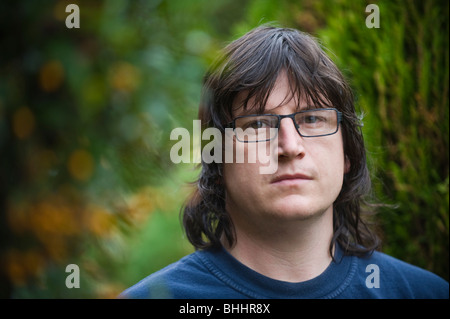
0, 0, 448, 298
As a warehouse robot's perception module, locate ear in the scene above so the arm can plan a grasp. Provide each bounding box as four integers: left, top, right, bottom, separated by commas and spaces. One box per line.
344, 155, 351, 174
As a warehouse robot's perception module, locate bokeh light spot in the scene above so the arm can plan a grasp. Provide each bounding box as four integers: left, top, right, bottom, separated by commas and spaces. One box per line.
39, 60, 65, 92
12, 106, 35, 139
67, 149, 94, 181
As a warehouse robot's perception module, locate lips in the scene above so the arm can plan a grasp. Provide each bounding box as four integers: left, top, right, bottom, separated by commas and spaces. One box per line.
270, 173, 313, 184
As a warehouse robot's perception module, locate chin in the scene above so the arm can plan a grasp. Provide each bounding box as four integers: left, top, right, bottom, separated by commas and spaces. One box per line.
270, 199, 330, 221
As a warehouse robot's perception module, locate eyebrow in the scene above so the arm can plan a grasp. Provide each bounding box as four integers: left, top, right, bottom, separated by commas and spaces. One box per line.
234, 104, 322, 117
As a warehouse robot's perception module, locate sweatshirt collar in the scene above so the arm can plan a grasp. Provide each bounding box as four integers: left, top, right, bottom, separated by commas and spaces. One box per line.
196, 243, 357, 298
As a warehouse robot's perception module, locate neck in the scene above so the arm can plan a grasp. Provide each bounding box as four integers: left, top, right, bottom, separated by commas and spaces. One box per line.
223, 208, 334, 283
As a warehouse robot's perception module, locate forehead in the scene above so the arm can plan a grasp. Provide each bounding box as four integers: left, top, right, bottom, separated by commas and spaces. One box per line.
232, 71, 323, 116
233, 72, 294, 115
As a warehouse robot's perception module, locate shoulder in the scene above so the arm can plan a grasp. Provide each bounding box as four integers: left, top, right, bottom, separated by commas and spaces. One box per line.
351, 250, 449, 299
119, 253, 202, 299
118, 250, 235, 299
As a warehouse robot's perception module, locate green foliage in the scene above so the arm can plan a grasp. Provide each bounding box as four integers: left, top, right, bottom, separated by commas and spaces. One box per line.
317, 0, 449, 280
0, 0, 244, 297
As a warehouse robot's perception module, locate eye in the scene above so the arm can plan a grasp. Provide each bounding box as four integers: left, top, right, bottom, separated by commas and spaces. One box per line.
304, 115, 320, 123
239, 117, 273, 130
235, 115, 277, 131
299, 114, 327, 125
248, 120, 271, 129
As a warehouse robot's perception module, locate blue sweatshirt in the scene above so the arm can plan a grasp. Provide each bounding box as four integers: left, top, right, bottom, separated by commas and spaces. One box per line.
120, 245, 449, 299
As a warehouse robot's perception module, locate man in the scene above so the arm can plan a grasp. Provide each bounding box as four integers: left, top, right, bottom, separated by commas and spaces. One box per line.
120, 25, 448, 298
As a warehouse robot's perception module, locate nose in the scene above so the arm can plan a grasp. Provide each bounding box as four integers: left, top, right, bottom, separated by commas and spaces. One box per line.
277, 117, 305, 159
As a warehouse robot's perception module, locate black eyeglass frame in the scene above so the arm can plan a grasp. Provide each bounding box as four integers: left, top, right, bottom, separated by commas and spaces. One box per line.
225, 107, 343, 143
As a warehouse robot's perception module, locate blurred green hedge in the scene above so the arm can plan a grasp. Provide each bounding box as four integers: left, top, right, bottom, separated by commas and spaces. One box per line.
317, 0, 449, 281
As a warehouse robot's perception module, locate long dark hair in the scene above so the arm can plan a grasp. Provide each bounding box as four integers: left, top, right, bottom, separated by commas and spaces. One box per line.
182, 25, 381, 257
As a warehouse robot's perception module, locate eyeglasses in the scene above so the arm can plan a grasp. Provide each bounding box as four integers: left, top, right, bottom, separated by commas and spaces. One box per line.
226, 108, 342, 143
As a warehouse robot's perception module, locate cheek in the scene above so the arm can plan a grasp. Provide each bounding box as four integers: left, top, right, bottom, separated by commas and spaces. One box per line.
223, 161, 260, 189
313, 139, 346, 181
223, 159, 270, 209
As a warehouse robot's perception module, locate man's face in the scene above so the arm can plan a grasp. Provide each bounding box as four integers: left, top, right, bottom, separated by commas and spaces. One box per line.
223, 72, 349, 225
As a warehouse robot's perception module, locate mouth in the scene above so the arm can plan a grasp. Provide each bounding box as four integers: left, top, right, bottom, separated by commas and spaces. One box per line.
270, 173, 313, 185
